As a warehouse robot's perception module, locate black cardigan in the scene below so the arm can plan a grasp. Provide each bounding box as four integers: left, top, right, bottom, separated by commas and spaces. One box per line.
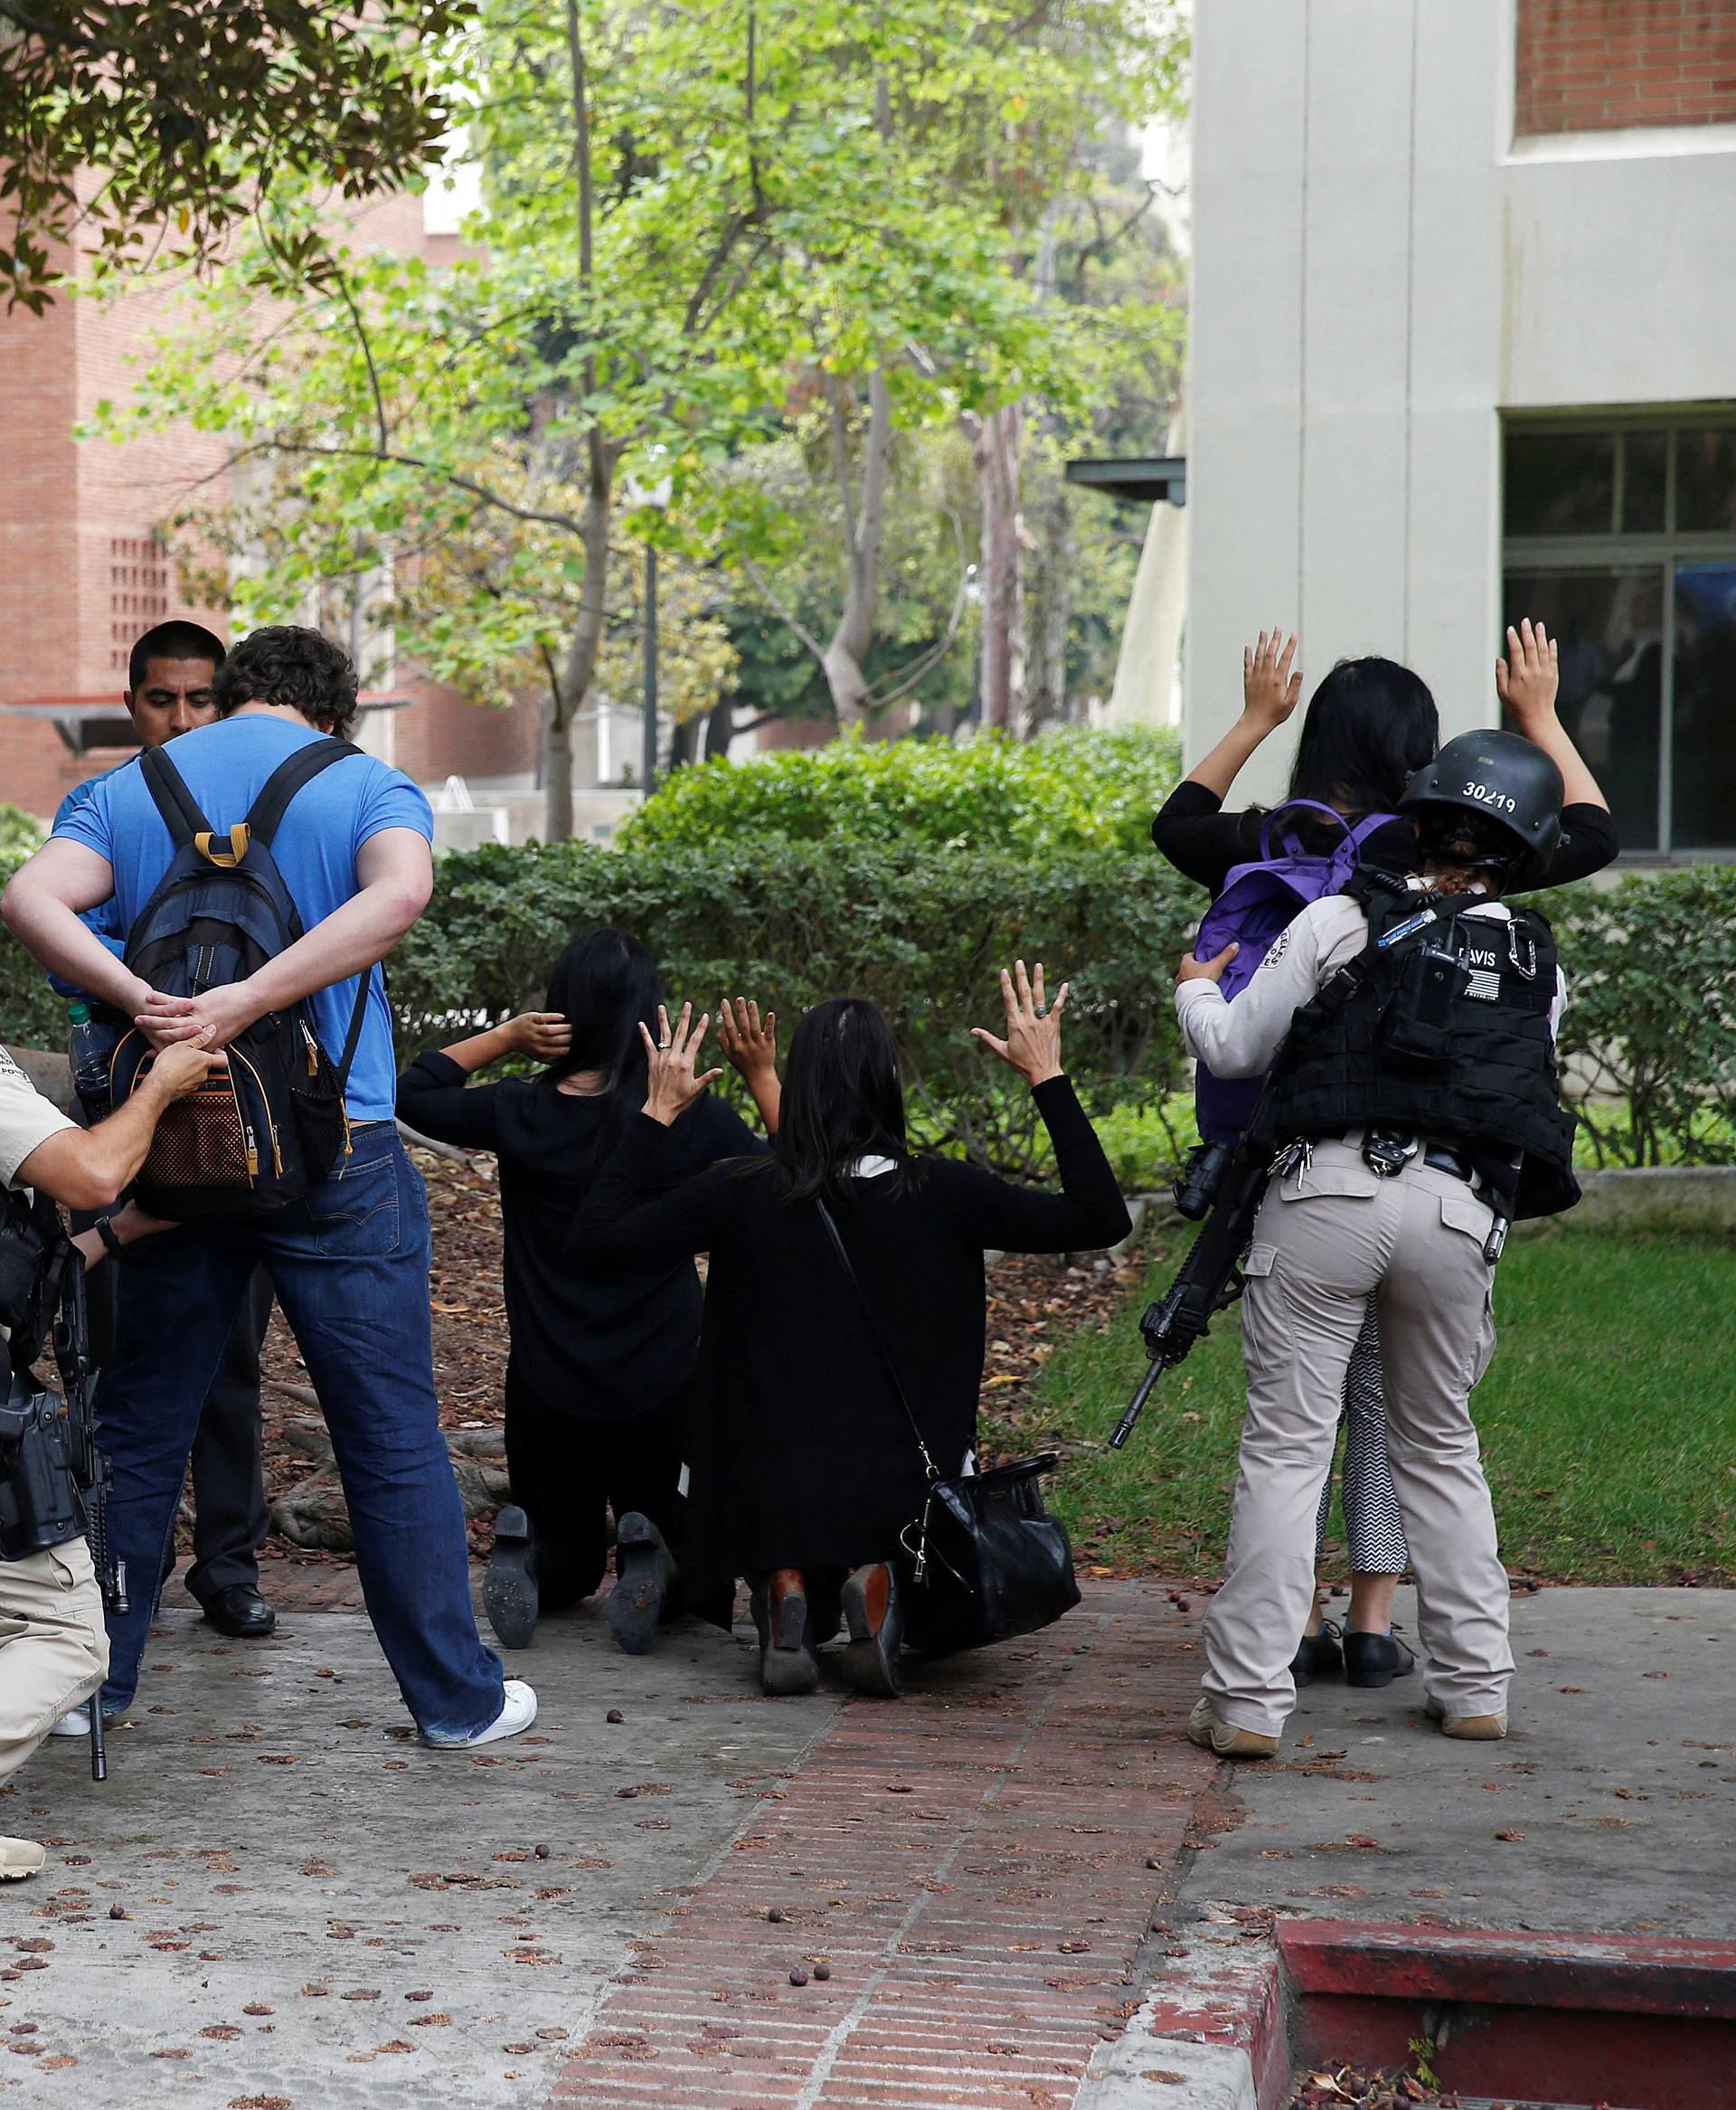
571, 1076, 1129, 1578
397, 1050, 760, 1415
1150, 781, 1620, 897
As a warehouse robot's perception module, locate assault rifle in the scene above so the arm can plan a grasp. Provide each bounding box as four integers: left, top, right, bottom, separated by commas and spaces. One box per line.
1109, 1127, 1275, 1450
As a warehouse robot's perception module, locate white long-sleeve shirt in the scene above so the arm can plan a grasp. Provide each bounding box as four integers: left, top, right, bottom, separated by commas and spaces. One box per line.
1175, 887, 1567, 1080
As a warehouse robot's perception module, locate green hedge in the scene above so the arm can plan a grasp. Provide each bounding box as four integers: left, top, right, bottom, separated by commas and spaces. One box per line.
1542, 867, 1736, 1168
619, 726, 1184, 855
5, 835, 1732, 1181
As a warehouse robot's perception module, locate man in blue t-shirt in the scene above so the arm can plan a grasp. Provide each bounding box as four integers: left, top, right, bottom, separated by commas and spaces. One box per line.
2, 627, 530, 1750
54, 620, 281, 1647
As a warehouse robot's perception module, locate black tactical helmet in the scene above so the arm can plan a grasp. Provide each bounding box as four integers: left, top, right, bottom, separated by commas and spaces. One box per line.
1399, 729, 1564, 885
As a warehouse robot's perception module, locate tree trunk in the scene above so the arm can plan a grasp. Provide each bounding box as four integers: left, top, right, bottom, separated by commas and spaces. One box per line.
543, 705, 574, 842
1028, 461, 1074, 729
822, 370, 893, 733
974, 399, 1029, 736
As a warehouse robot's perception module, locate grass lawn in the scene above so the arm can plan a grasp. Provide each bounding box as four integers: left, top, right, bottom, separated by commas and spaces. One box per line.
988, 1226, 1736, 1586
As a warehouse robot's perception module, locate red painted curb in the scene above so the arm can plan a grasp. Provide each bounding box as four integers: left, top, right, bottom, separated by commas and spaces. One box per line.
1280, 1919, 1736, 2020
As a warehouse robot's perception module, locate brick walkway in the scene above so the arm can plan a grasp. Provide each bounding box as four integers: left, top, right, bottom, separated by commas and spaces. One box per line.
539, 1580, 1216, 2110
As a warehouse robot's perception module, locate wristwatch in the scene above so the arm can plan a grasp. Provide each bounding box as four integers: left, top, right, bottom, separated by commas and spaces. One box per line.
93, 1215, 124, 1259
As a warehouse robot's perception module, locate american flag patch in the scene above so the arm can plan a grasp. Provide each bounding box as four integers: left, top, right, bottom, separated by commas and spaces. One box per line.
1466, 968, 1501, 1002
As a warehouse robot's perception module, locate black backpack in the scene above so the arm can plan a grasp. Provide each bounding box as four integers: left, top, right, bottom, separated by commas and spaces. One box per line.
109, 740, 373, 1220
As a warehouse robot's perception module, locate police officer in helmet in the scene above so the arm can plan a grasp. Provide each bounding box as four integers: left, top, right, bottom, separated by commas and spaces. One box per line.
1172, 730, 1579, 1758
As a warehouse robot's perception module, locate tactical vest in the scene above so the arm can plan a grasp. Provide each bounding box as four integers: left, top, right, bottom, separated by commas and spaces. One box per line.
1269, 875, 1580, 1220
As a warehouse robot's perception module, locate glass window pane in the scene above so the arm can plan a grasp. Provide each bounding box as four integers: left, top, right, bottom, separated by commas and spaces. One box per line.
1505, 431, 1616, 536
1504, 568, 1664, 853
1621, 431, 1666, 533
1670, 563, 1736, 849
1674, 429, 1736, 534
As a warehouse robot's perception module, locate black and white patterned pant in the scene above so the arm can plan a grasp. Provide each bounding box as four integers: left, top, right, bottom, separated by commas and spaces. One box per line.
1313, 1299, 1409, 1574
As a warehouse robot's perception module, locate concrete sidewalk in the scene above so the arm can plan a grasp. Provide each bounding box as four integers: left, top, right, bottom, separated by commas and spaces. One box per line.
1181, 1585, 1736, 1942
1, 1581, 1728, 2108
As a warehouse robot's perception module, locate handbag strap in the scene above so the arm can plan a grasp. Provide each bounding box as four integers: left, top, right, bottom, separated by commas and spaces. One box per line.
814, 1197, 940, 1485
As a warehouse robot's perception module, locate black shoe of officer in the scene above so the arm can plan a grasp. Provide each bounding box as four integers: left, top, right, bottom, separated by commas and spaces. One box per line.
485, 1506, 540, 1650
1343, 1627, 1417, 1688
1291, 1619, 1343, 1688
202, 1585, 277, 1639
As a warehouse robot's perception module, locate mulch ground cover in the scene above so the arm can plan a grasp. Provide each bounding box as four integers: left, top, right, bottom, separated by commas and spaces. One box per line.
250, 1144, 1152, 1572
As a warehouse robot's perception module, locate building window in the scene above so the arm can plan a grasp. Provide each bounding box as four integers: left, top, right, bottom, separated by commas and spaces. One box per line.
1502, 416, 1736, 856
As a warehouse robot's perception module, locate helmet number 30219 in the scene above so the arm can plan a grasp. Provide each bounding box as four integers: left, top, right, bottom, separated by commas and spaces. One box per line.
1463, 781, 1518, 813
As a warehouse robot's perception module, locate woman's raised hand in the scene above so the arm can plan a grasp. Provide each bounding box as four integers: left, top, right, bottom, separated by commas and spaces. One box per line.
1495, 616, 1560, 727
1241, 629, 1302, 733
639, 1002, 722, 1127
971, 960, 1068, 1088
507, 1011, 573, 1063
718, 997, 777, 1083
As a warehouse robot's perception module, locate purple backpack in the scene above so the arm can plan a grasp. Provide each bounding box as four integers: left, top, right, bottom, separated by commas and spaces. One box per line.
1191, 801, 1399, 1144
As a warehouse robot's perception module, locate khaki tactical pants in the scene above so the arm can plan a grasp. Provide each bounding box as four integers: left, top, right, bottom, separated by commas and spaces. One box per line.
0, 1538, 108, 1785
1203, 1140, 1512, 1737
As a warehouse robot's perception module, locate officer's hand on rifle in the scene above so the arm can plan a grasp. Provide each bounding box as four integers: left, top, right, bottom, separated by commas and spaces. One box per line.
971, 961, 1069, 1086
1175, 942, 1239, 986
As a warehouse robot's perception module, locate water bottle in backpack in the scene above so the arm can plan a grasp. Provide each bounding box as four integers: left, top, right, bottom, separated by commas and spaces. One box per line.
66, 1000, 118, 1123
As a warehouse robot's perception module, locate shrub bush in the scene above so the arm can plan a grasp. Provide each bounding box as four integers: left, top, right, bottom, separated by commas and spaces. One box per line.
1541, 866, 1736, 1167
618, 725, 1183, 855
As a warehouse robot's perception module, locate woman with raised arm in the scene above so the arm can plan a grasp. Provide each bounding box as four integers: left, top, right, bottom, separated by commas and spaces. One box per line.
571, 970, 1130, 1699
396, 930, 779, 1655
1151, 622, 1616, 1693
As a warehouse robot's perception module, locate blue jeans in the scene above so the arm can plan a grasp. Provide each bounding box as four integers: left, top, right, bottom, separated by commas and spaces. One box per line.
95, 1127, 504, 1738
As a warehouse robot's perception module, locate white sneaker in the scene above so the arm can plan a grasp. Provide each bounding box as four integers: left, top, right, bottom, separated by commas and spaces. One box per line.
0, 1837, 45, 1882
421, 1679, 537, 1750
49, 1704, 126, 1739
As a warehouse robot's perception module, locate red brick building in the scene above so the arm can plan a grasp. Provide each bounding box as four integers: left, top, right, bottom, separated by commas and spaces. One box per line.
0, 194, 542, 824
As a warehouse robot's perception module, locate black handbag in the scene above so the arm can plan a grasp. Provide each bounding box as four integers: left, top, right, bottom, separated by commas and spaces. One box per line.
816, 1199, 1081, 1657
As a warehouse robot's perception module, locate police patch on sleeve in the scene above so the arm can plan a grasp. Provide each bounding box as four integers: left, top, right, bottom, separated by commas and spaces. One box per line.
1260, 929, 1290, 970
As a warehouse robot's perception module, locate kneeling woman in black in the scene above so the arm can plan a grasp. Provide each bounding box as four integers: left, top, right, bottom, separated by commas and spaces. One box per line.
572, 966, 1130, 1698
396, 930, 778, 1654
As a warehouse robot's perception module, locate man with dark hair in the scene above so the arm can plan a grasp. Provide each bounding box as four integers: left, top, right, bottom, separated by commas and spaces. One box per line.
3, 626, 527, 1749
123, 620, 228, 737
211, 624, 362, 742
53, 621, 278, 1644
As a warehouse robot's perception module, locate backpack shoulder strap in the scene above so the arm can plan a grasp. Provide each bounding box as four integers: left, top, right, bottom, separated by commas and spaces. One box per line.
245, 740, 365, 850
1258, 798, 1346, 863
138, 747, 213, 851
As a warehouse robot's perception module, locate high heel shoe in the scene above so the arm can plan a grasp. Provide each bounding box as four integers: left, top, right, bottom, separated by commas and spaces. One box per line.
750, 1567, 821, 1695
839, 1562, 903, 1698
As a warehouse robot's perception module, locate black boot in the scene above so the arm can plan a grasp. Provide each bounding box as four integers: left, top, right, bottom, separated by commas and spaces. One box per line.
750, 1569, 820, 1696
608, 1512, 676, 1657
1291, 1619, 1344, 1688
1343, 1627, 1417, 1688
484, 1506, 540, 1651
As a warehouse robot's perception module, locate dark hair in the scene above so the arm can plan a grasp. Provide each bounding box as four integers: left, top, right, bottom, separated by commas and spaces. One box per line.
1413, 808, 1524, 891
762, 997, 920, 1207
1285, 658, 1439, 818
127, 620, 226, 694
542, 927, 663, 1094
211, 626, 360, 740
